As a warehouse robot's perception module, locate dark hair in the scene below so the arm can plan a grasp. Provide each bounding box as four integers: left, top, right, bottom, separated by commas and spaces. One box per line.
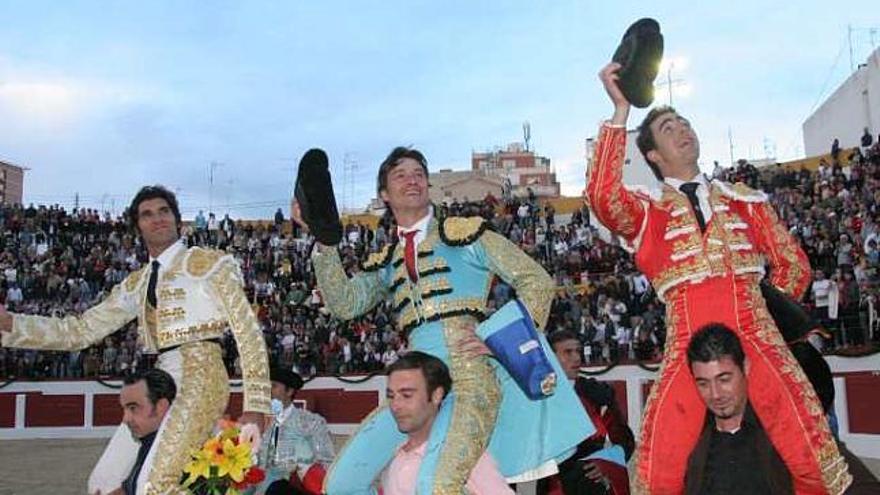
123, 368, 177, 406
376, 146, 429, 195
548, 330, 580, 349
687, 323, 745, 371
636, 105, 677, 181
128, 185, 182, 234
386, 351, 452, 400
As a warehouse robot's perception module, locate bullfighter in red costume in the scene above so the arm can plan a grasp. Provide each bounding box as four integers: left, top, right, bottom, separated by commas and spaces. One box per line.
585, 62, 851, 494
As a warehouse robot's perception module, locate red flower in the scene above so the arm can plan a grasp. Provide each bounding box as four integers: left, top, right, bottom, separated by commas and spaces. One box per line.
232, 466, 266, 489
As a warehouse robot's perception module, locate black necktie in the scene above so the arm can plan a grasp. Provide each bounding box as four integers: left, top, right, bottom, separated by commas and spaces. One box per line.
679, 182, 706, 232
122, 431, 156, 495
147, 260, 160, 307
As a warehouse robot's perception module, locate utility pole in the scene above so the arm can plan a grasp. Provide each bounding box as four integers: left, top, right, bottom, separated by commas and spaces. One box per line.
208, 161, 222, 215
728, 127, 735, 166
849, 24, 855, 73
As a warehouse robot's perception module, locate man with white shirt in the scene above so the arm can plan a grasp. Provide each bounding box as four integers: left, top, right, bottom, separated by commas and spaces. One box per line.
382, 351, 513, 495
299, 146, 591, 493
586, 63, 849, 493
811, 269, 833, 330
254, 368, 334, 495
0, 185, 270, 495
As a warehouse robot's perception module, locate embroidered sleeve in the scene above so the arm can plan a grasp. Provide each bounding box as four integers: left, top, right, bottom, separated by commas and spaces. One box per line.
476, 230, 555, 330
1, 270, 141, 351
209, 257, 271, 414
750, 201, 811, 300
305, 413, 336, 465
312, 249, 388, 320
585, 124, 648, 243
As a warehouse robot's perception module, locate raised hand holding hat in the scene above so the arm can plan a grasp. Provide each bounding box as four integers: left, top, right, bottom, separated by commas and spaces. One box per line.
611, 18, 664, 108
294, 148, 343, 246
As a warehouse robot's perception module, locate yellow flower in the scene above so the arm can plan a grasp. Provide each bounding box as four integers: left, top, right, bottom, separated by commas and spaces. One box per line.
215, 438, 253, 482
180, 426, 256, 490
182, 448, 213, 487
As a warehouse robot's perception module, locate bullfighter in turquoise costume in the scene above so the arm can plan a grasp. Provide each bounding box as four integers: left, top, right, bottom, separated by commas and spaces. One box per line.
294, 146, 593, 494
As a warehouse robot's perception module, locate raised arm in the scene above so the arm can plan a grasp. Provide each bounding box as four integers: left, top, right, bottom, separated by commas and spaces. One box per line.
0, 269, 142, 351
312, 247, 388, 321
585, 63, 647, 244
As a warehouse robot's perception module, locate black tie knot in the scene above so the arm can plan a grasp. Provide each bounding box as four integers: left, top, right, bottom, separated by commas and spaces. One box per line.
679, 182, 700, 196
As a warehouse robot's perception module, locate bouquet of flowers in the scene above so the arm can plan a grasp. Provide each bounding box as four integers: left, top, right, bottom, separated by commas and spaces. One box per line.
181, 422, 265, 495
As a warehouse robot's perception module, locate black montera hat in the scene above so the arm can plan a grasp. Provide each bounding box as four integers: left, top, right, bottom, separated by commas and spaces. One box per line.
270, 368, 304, 390
294, 148, 343, 245
612, 18, 664, 108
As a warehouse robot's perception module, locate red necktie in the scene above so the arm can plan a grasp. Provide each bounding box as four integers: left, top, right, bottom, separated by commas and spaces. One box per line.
402, 230, 419, 282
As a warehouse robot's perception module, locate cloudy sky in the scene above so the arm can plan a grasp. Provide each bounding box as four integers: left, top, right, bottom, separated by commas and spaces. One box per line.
0, 1, 876, 218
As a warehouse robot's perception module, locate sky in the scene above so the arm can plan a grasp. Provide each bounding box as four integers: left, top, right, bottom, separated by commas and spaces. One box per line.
0, 1, 877, 219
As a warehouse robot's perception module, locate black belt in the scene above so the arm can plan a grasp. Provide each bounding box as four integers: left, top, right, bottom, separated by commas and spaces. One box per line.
159, 338, 223, 354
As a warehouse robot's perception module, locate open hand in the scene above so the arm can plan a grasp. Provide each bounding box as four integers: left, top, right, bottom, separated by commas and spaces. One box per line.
599, 62, 630, 125
454, 323, 492, 359
291, 201, 309, 233
583, 461, 611, 489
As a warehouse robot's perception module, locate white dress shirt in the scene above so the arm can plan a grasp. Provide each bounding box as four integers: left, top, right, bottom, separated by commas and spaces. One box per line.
664, 173, 713, 224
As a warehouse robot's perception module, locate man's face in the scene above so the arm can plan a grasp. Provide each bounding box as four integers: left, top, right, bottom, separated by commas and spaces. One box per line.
136, 198, 179, 252
387, 369, 442, 436
271, 381, 295, 402
647, 111, 701, 178
120, 380, 169, 439
379, 158, 430, 215
552, 338, 583, 381
691, 356, 748, 422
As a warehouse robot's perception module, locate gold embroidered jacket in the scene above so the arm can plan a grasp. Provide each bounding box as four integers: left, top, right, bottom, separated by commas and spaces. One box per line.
585, 124, 811, 303
313, 216, 554, 334
1, 246, 271, 413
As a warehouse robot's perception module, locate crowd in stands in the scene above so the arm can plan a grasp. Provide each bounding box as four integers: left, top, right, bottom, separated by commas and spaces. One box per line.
1, 131, 879, 380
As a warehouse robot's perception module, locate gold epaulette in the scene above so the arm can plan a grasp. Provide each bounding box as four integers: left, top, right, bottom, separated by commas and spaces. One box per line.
715, 181, 768, 203
186, 247, 225, 277
362, 243, 396, 272
124, 265, 148, 292
439, 216, 489, 246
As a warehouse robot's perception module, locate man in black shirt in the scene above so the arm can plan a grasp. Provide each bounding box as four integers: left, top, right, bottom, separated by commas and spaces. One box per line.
684, 323, 793, 495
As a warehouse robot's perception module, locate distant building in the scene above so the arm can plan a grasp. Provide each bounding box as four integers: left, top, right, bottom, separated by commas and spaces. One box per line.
471, 143, 561, 198
803, 47, 880, 157
0, 160, 26, 206
428, 169, 504, 205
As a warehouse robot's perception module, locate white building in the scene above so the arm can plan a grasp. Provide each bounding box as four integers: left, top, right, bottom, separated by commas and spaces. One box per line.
803, 47, 880, 157
585, 129, 661, 190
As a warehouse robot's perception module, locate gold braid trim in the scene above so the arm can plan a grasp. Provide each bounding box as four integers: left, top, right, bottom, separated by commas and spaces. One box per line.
210, 260, 271, 413
361, 243, 396, 272
439, 216, 488, 246
715, 180, 769, 202
186, 247, 224, 277
143, 341, 229, 495
432, 317, 501, 494
125, 265, 148, 292
756, 202, 809, 298
479, 230, 554, 330
745, 283, 852, 494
